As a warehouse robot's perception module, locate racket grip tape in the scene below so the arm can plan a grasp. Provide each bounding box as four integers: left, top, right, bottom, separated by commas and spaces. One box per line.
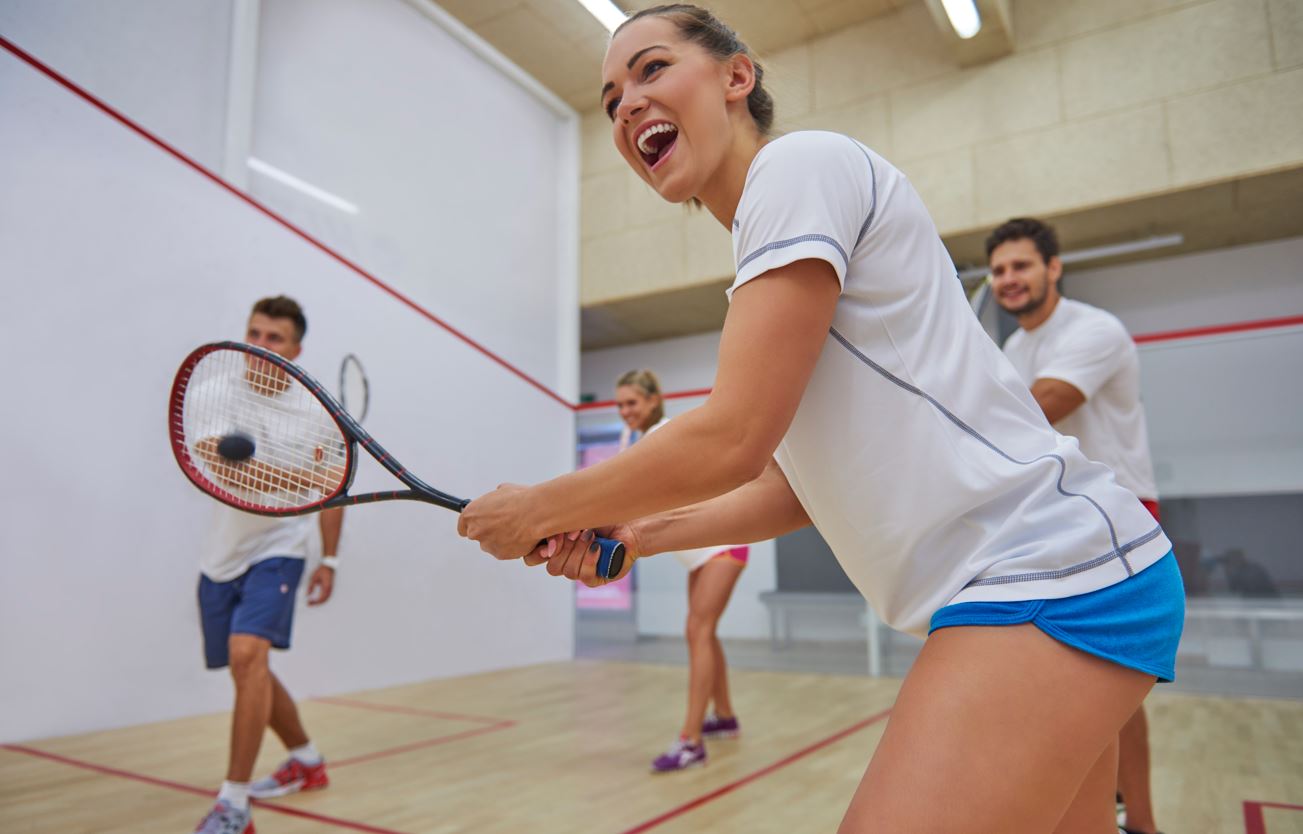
594, 536, 626, 580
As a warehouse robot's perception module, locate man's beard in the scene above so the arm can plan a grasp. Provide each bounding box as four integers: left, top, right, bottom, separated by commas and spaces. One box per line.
1003, 284, 1047, 317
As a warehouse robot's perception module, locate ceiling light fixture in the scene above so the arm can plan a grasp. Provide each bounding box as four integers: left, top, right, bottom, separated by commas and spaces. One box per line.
940, 0, 982, 39
576, 0, 627, 33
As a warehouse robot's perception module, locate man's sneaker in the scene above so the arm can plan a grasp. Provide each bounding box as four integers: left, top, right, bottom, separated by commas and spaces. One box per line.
249, 758, 329, 799
651, 738, 706, 772
701, 713, 740, 739
193, 800, 253, 834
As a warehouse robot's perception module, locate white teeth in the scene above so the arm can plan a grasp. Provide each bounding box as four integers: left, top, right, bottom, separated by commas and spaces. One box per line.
636, 123, 678, 155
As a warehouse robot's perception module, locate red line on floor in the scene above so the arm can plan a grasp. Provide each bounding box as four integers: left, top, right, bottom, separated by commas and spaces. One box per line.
0, 743, 410, 834
315, 695, 511, 725
331, 721, 516, 768
1244, 800, 1303, 834
617, 707, 892, 834
0, 34, 572, 411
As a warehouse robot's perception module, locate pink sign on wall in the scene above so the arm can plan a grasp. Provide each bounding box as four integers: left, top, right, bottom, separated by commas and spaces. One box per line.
574, 442, 633, 610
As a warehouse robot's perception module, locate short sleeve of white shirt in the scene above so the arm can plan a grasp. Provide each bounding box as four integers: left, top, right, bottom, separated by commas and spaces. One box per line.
1036, 315, 1130, 400
729, 132, 873, 297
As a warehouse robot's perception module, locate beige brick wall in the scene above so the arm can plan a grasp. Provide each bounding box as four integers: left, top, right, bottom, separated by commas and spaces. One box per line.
581, 0, 1301, 305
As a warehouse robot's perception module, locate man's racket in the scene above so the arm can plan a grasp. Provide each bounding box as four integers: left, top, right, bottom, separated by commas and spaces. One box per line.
168, 341, 626, 579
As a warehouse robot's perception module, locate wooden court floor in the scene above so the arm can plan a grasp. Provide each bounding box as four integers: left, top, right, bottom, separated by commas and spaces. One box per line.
3, 661, 1301, 833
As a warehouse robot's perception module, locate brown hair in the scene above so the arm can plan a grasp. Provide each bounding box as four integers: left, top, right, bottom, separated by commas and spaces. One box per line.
251, 295, 307, 342
616, 4, 774, 136
985, 218, 1061, 264
617, 368, 665, 429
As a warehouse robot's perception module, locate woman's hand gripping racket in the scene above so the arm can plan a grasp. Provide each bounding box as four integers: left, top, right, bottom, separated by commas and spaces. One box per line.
168, 341, 626, 579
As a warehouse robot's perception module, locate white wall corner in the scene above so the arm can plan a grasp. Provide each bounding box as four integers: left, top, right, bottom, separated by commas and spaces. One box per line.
221, 0, 259, 187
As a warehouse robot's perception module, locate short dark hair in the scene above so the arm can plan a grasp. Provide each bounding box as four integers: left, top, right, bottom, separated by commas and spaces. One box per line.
985, 218, 1060, 264
250, 295, 306, 342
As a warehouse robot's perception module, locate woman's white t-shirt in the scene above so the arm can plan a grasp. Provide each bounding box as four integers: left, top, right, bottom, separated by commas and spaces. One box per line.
728, 131, 1169, 637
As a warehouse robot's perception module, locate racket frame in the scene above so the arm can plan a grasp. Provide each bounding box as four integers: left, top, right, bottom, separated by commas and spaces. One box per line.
170, 341, 466, 516
170, 341, 625, 578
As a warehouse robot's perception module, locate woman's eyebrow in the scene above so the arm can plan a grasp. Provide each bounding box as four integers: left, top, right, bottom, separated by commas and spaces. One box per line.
600, 45, 669, 102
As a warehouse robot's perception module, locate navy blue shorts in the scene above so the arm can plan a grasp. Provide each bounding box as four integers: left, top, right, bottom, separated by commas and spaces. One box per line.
930, 551, 1186, 682
198, 557, 305, 669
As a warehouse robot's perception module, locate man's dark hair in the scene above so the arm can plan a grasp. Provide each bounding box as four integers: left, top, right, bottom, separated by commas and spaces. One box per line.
985, 217, 1060, 264
251, 295, 307, 342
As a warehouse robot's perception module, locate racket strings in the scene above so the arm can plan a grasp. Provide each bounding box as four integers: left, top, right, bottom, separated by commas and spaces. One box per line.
182, 350, 348, 510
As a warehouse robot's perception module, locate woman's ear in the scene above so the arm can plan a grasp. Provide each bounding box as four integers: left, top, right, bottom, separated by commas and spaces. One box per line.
723, 53, 756, 104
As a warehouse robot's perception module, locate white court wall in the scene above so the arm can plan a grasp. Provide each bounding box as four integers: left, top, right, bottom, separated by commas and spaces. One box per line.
248, 0, 579, 396
1065, 237, 1303, 498
0, 9, 578, 742
0, 0, 234, 171
580, 332, 778, 641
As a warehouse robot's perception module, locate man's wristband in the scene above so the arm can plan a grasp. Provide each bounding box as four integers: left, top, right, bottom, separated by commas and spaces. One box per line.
320, 555, 340, 570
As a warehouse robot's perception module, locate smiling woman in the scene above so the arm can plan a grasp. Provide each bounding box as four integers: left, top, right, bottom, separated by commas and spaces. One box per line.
459, 4, 1185, 832
599, 5, 773, 210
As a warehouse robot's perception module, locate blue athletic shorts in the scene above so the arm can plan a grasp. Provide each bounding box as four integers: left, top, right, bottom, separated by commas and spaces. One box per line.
929, 551, 1185, 682
198, 556, 305, 669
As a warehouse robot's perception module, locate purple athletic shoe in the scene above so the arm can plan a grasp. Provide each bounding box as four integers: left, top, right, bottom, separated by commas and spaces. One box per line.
701, 713, 740, 739
651, 738, 706, 772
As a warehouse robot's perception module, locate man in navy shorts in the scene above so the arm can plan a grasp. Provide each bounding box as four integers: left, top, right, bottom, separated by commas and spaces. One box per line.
191, 296, 345, 834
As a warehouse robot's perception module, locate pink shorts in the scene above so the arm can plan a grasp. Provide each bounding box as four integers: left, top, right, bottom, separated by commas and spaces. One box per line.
676, 545, 749, 572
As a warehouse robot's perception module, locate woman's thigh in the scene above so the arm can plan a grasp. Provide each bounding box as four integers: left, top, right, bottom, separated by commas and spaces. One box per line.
839, 623, 1154, 834
687, 558, 744, 622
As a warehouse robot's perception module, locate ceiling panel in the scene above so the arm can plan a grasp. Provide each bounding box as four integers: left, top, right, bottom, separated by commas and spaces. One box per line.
433, 0, 910, 111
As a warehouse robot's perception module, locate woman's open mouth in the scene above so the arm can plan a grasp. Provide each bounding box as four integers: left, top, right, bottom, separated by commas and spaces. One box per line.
636, 121, 679, 171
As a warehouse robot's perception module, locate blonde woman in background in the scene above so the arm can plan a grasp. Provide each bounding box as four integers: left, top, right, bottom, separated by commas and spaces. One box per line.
616, 369, 747, 773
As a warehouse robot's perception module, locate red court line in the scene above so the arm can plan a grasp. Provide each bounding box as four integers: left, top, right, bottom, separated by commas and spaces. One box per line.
617, 707, 892, 834
576, 387, 714, 411
312, 696, 517, 768
0, 743, 410, 834
577, 315, 1303, 410
331, 721, 516, 768
315, 695, 511, 725
1244, 800, 1303, 834
0, 34, 572, 411
1133, 315, 1303, 345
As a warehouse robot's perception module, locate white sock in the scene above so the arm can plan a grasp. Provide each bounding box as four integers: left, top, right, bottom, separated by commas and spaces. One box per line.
218, 780, 250, 811
289, 741, 322, 766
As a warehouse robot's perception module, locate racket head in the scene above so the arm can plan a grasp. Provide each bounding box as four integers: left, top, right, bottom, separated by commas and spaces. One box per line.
338, 353, 370, 423
169, 342, 356, 516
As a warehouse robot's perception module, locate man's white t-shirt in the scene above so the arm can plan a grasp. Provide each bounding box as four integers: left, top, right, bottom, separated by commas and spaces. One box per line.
1002, 298, 1159, 500
193, 369, 339, 582
727, 131, 1169, 637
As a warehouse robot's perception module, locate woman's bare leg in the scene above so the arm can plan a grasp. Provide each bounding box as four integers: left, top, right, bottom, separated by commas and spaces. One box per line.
709, 633, 735, 718
679, 559, 744, 743
839, 623, 1154, 833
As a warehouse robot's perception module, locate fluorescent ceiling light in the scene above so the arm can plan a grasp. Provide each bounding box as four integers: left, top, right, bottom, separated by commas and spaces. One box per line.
576, 0, 627, 33
957, 234, 1186, 281
247, 157, 359, 215
940, 0, 982, 39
